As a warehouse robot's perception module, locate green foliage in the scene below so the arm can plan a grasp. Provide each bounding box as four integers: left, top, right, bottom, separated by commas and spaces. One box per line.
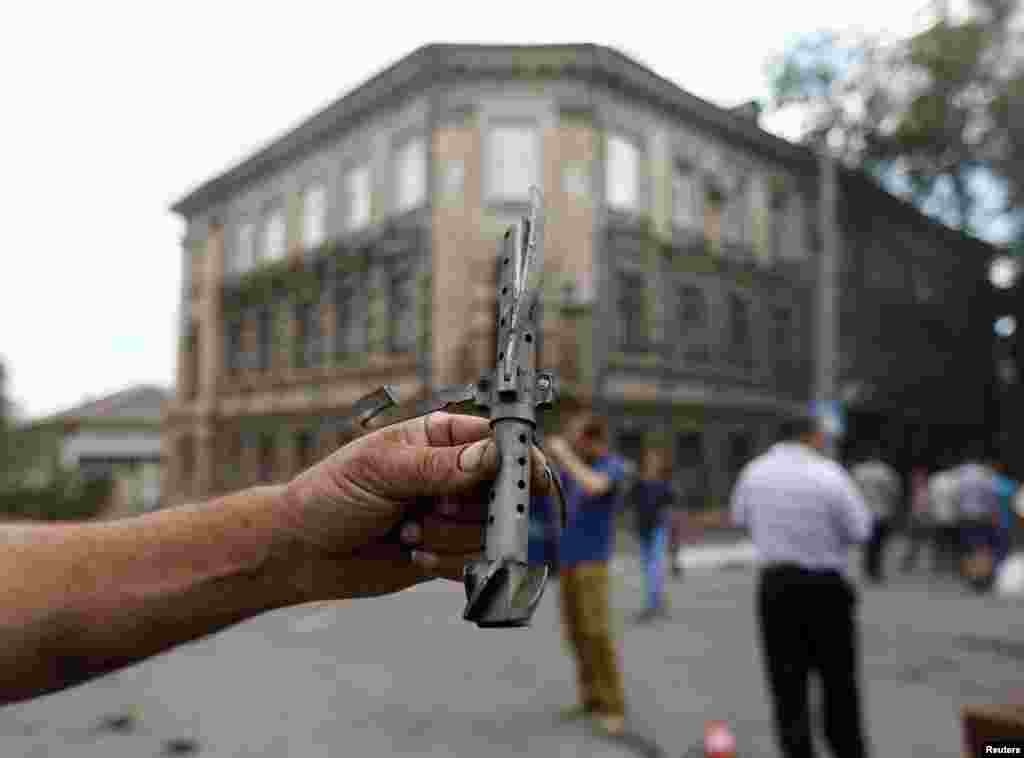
0, 471, 112, 522
767, 4, 1023, 235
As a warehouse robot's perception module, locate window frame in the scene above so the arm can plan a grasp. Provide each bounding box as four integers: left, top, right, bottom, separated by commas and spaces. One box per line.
671, 159, 701, 232
262, 205, 287, 263
605, 133, 641, 212
485, 121, 541, 206
235, 219, 255, 275
302, 181, 327, 250
343, 163, 372, 232
388, 264, 417, 354
725, 290, 755, 370
615, 267, 648, 353
393, 135, 427, 214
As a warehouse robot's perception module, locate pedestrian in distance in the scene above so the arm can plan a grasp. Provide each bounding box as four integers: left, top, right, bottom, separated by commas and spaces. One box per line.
956, 447, 1003, 592
901, 464, 933, 574
992, 458, 1020, 569
731, 413, 873, 758
628, 442, 675, 623
927, 455, 961, 575
544, 410, 630, 738
851, 445, 902, 584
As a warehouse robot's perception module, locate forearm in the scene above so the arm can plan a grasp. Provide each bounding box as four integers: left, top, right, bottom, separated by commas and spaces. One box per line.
0, 486, 302, 705
552, 449, 609, 496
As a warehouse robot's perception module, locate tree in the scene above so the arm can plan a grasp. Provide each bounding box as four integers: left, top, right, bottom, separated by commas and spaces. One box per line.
767, 0, 1023, 239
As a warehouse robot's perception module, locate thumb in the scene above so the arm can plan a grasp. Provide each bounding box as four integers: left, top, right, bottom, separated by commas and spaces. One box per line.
401, 438, 499, 498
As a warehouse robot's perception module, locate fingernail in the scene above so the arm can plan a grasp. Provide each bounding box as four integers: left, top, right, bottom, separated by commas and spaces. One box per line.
400, 522, 421, 544
412, 550, 438, 570
458, 439, 494, 473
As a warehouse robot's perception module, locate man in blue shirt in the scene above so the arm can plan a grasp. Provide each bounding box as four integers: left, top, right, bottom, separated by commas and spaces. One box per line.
545, 410, 629, 738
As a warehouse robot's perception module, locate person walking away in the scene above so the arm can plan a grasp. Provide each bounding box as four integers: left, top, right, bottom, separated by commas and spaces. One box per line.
545, 411, 630, 738
991, 460, 1019, 570
731, 413, 873, 758
628, 443, 675, 623
851, 447, 901, 584
956, 450, 1001, 592
928, 458, 960, 574
901, 465, 933, 573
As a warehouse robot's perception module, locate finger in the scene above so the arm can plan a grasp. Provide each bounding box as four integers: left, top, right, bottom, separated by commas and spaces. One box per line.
398, 412, 491, 449
404, 515, 485, 554
384, 437, 500, 500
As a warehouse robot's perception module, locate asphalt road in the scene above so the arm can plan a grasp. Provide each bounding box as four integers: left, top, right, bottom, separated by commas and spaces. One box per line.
2, 543, 1023, 757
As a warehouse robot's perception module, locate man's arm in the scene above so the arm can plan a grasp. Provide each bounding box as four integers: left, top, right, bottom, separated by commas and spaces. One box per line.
0, 412, 543, 707
0, 486, 300, 705
545, 439, 612, 497
834, 470, 873, 544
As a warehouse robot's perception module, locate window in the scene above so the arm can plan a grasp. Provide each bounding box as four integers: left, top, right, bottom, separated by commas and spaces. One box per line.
487, 125, 539, 203
771, 305, 793, 354
672, 162, 700, 230
256, 308, 272, 371
606, 135, 639, 211
294, 302, 322, 369
302, 183, 326, 249
617, 270, 646, 351
263, 207, 286, 262
770, 189, 788, 259
727, 293, 752, 367
389, 267, 417, 353
344, 165, 371, 231
226, 320, 242, 374
182, 323, 199, 400
236, 221, 255, 274
334, 278, 357, 357
395, 137, 427, 212
723, 180, 748, 246
677, 285, 710, 363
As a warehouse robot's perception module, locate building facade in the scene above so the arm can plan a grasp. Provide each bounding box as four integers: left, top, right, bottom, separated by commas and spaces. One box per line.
25, 386, 166, 518
165, 44, 991, 509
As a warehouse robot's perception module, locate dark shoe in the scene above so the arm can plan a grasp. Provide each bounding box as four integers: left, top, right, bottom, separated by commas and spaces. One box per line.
632, 609, 659, 624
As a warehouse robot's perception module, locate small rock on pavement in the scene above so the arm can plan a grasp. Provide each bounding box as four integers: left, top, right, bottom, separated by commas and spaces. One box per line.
162, 737, 201, 755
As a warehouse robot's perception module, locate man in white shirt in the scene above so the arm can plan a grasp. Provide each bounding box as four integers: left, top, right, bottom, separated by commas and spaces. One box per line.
731, 414, 873, 758
851, 448, 902, 584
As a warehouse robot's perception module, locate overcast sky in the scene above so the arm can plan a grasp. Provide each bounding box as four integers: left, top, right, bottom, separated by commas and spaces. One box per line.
2, 0, 990, 419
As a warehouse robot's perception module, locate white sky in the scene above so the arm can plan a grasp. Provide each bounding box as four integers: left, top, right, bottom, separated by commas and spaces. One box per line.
0, 0, 982, 419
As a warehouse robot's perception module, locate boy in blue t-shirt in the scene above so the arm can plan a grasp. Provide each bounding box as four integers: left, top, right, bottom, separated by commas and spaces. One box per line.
545, 411, 629, 738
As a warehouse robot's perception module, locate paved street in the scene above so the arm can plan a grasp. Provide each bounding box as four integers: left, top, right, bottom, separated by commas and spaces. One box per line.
2, 541, 1023, 757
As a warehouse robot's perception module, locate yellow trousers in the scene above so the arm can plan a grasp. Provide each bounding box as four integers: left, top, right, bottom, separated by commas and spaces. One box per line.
559, 561, 626, 717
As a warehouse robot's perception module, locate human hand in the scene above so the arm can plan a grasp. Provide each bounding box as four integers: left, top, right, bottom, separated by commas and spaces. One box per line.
277, 412, 550, 601
545, 435, 571, 461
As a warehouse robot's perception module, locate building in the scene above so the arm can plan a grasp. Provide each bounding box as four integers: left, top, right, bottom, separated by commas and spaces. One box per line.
22, 385, 167, 518
165, 44, 993, 509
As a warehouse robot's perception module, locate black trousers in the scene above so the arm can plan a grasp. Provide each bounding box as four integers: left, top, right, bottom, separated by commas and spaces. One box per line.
758, 565, 868, 758
862, 518, 891, 582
